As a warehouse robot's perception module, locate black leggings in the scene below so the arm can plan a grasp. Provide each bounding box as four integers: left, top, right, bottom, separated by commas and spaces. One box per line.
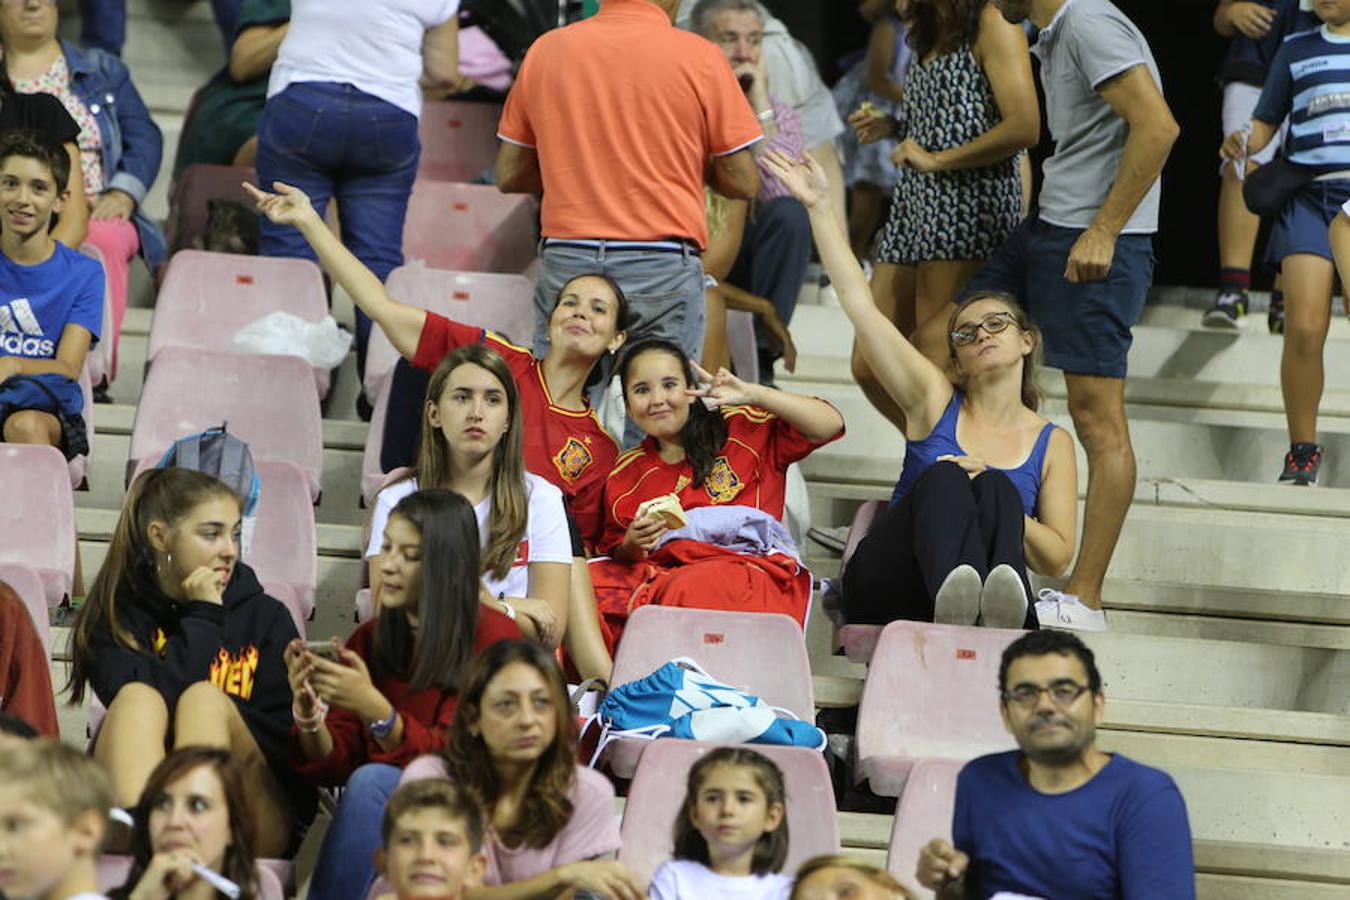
841, 461, 1036, 627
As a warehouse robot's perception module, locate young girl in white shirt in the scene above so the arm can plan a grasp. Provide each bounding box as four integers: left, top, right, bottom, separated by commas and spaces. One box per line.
649, 747, 793, 900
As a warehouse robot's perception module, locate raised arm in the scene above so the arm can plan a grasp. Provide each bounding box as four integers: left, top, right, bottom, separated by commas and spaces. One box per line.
689, 360, 843, 443
761, 151, 952, 437
246, 181, 427, 358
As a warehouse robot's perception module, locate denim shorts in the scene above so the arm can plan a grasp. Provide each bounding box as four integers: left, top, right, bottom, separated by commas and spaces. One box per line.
1266, 178, 1350, 265
964, 217, 1155, 379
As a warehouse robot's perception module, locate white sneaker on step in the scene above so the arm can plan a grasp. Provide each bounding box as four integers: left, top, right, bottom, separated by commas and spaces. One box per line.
1034, 588, 1108, 632
934, 565, 981, 626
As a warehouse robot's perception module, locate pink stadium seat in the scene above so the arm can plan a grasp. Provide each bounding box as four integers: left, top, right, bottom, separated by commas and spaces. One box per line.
97, 855, 286, 899
0, 444, 75, 606
726, 309, 759, 384
0, 562, 50, 655
250, 460, 318, 626
355, 587, 373, 624
885, 758, 962, 900
363, 265, 535, 406
416, 100, 504, 183
602, 606, 814, 779
79, 242, 115, 387
836, 500, 885, 662
150, 250, 333, 398
619, 740, 840, 889
402, 181, 538, 275
360, 378, 392, 508
164, 163, 258, 258
855, 621, 1019, 797
128, 346, 323, 501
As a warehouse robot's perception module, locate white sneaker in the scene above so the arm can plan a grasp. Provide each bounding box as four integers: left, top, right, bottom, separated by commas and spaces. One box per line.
934, 565, 981, 625
1034, 589, 1108, 632
980, 564, 1028, 629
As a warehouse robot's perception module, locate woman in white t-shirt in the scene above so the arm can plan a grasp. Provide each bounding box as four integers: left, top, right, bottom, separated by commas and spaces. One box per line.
367, 343, 572, 645
256, 0, 460, 382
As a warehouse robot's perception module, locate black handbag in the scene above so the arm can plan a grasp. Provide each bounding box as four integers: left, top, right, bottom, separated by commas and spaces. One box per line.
1243, 157, 1312, 218
0, 374, 89, 460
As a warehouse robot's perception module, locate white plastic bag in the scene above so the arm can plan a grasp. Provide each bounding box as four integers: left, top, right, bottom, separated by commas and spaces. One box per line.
232, 311, 352, 369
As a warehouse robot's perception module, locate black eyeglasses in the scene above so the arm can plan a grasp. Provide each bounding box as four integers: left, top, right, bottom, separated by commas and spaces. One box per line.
1001, 680, 1091, 709
951, 311, 1019, 346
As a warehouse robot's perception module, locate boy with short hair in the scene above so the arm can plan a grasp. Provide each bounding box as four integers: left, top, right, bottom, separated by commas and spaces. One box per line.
0, 739, 115, 900
0, 129, 104, 453
374, 780, 487, 900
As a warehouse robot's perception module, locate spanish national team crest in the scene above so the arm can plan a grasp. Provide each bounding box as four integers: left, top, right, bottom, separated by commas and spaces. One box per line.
554, 437, 594, 482
704, 456, 743, 504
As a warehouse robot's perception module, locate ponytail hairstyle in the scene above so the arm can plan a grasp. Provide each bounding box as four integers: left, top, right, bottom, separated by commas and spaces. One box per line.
673, 747, 789, 875
617, 338, 728, 487
121, 748, 259, 900
67, 468, 242, 705
946, 290, 1042, 412
550, 273, 633, 391
415, 344, 527, 581
374, 489, 482, 693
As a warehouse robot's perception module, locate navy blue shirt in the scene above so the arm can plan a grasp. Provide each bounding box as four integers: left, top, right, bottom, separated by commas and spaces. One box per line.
1255, 25, 1350, 173
1220, 0, 1318, 86
953, 751, 1195, 900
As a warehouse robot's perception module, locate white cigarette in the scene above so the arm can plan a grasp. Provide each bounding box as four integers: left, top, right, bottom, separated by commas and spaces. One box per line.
191, 862, 241, 899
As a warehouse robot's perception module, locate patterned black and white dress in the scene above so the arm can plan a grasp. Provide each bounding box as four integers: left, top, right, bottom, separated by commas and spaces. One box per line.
876, 42, 1023, 265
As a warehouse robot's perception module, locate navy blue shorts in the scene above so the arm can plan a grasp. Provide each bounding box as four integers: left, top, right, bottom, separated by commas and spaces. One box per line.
964, 217, 1155, 379
1266, 179, 1350, 265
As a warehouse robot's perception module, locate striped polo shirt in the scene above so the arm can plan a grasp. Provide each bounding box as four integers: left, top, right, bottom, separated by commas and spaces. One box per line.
1255, 24, 1350, 173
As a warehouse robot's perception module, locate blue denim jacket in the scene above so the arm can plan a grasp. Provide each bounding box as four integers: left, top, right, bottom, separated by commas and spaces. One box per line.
61, 39, 166, 268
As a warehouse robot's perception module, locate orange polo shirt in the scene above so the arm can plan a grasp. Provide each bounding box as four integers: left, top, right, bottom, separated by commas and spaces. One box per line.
497, 0, 762, 249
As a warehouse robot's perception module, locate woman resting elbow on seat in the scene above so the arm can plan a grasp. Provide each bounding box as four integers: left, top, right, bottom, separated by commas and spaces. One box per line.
762, 150, 1077, 632
586, 339, 844, 651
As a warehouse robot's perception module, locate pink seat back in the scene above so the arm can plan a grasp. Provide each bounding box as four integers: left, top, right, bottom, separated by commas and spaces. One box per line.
78, 242, 114, 387
725, 310, 759, 384
364, 265, 535, 404
251, 460, 318, 621
129, 347, 323, 501
611, 606, 814, 720
842, 500, 882, 570
619, 740, 840, 889
886, 758, 962, 900
361, 377, 393, 508
261, 581, 306, 638
0, 563, 50, 655
151, 250, 332, 397
856, 622, 1018, 796
165, 164, 259, 257
416, 100, 504, 183
402, 181, 538, 275
0, 444, 75, 606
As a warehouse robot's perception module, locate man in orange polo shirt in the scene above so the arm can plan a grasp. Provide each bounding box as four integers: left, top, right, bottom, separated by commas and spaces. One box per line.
494, 0, 762, 443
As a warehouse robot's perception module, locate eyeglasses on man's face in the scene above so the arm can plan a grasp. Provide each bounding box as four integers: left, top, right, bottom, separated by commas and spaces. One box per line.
951, 311, 1019, 347
1001, 679, 1092, 709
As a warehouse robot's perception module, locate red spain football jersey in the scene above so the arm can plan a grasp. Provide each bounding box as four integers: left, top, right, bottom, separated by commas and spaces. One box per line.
412, 313, 620, 551
598, 405, 842, 553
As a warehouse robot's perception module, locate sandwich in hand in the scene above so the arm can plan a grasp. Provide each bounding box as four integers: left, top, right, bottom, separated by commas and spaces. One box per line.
636, 493, 688, 529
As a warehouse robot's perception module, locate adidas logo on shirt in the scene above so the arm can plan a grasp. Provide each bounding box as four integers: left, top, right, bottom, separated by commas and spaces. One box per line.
0, 298, 54, 357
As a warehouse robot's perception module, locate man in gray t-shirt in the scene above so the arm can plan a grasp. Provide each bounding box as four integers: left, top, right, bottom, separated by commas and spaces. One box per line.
966, 0, 1178, 632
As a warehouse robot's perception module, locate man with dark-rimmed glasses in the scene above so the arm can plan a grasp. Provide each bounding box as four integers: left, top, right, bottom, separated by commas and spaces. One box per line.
917, 630, 1195, 899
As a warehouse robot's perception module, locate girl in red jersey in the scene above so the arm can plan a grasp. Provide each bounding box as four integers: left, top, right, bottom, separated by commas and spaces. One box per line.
247, 180, 625, 680
589, 338, 844, 648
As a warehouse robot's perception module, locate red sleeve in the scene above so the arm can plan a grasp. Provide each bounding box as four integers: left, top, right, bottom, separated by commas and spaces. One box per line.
369, 693, 459, 768
412, 312, 486, 372
0, 591, 59, 737
698, 43, 764, 156
496, 41, 539, 147
475, 607, 524, 648
769, 403, 844, 468
597, 450, 654, 555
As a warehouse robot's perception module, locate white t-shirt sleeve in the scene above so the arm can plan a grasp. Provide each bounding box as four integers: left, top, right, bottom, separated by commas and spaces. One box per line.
648, 861, 679, 900
526, 474, 574, 565
365, 479, 419, 558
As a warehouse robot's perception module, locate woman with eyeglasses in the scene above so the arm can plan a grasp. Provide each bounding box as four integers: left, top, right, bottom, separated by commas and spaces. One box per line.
764, 150, 1077, 630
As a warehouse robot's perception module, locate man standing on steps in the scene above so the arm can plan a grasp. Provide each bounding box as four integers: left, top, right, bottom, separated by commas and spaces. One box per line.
962, 0, 1179, 631
493, 0, 763, 444
917, 630, 1195, 899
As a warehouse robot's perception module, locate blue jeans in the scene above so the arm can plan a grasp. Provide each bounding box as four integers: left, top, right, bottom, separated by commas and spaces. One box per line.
79, 1, 241, 55
309, 763, 401, 900
257, 82, 421, 378
532, 241, 705, 447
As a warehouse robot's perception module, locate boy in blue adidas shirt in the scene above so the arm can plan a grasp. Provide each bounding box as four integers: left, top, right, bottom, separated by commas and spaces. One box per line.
0, 129, 103, 454
1222, 0, 1350, 486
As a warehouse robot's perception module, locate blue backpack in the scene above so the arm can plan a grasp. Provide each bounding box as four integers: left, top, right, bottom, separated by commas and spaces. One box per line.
586, 657, 826, 766
156, 424, 261, 552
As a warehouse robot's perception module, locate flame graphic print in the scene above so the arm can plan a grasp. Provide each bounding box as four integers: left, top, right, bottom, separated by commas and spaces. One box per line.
209, 645, 261, 701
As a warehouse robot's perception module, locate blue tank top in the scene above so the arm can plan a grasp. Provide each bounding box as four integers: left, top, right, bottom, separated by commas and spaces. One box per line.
890, 392, 1056, 517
